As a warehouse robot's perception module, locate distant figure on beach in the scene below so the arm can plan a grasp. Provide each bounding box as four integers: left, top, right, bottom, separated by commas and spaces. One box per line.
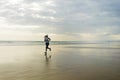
44, 35, 51, 54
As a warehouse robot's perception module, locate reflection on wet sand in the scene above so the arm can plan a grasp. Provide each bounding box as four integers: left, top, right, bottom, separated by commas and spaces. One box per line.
45, 52, 52, 66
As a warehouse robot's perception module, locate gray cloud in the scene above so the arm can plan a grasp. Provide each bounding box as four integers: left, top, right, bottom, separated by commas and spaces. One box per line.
0, 0, 120, 36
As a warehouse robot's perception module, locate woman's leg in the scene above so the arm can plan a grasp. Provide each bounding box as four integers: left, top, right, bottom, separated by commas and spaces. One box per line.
45, 43, 51, 52
45, 43, 48, 52
46, 43, 49, 52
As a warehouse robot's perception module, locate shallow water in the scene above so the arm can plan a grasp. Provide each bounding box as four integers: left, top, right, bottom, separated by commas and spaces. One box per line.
0, 45, 120, 80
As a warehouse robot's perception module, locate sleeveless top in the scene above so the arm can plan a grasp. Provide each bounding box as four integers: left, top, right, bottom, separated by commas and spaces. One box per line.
44, 37, 50, 43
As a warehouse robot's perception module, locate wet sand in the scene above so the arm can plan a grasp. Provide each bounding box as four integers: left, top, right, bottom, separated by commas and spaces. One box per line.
0, 45, 120, 80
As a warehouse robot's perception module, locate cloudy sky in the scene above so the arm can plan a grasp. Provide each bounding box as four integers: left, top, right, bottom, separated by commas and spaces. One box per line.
0, 0, 120, 41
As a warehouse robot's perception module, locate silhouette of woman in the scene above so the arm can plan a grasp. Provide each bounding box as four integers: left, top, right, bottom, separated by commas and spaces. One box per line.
44, 35, 51, 54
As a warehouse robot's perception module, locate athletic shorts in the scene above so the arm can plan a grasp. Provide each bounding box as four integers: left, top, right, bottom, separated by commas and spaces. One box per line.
46, 43, 49, 48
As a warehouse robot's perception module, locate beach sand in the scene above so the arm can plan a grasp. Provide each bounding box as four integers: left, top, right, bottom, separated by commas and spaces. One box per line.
0, 45, 120, 80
